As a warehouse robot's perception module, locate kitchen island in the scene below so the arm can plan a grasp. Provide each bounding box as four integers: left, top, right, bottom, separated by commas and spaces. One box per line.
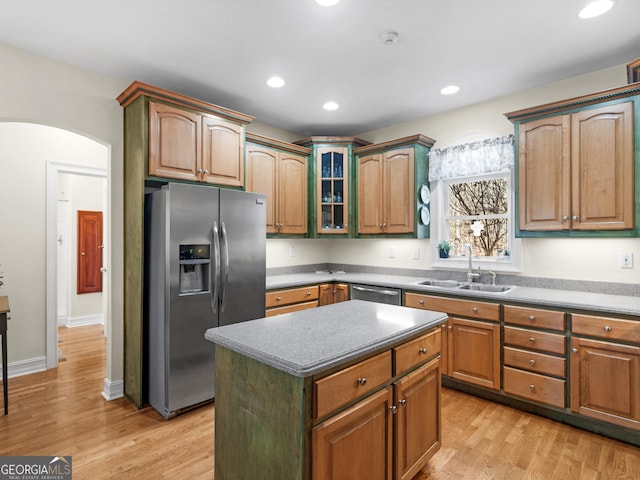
205, 299, 448, 480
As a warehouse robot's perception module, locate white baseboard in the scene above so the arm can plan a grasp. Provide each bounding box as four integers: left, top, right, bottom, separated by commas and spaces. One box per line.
66, 314, 104, 328
57, 314, 68, 327
1, 356, 47, 378
101, 378, 124, 401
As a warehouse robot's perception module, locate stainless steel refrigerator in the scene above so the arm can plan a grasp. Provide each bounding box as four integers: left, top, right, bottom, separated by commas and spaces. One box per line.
145, 182, 266, 419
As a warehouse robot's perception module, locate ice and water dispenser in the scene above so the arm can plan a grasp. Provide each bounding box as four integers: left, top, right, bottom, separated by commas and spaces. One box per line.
178, 244, 211, 295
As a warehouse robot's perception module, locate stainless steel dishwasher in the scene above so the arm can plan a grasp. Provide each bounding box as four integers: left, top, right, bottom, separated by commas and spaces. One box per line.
350, 284, 402, 305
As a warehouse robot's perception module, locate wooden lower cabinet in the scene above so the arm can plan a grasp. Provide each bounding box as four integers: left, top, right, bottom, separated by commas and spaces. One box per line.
266, 285, 320, 317
318, 283, 350, 306
313, 387, 393, 480
570, 336, 640, 430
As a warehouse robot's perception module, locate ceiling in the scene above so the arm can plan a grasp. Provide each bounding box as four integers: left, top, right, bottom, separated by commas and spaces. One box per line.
1, 0, 639, 136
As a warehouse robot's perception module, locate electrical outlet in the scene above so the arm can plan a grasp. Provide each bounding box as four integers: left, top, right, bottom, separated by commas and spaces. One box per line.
620, 252, 633, 268
289, 246, 296, 257
412, 248, 420, 260
388, 247, 395, 258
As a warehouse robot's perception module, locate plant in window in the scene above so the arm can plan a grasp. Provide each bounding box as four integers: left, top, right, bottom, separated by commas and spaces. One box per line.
437, 241, 451, 258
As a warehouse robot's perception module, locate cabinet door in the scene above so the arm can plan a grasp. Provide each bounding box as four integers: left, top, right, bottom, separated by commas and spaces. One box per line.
383, 148, 414, 234
447, 317, 500, 390
318, 283, 334, 306
333, 283, 350, 303
317, 147, 349, 234
313, 387, 393, 480
148, 102, 201, 181
570, 337, 640, 430
202, 116, 244, 187
518, 114, 571, 231
278, 153, 308, 235
571, 102, 634, 231
357, 154, 384, 234
246, 145, 277, 234
394, 357, 441, 480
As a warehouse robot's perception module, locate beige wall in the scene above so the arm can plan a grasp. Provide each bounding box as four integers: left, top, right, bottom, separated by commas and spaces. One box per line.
267, 64, 640, 284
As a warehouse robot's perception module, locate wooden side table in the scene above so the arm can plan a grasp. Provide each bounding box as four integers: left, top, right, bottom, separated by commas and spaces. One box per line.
0, 296, 9, 415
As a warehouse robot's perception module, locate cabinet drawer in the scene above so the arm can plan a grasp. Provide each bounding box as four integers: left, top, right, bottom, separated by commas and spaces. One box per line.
394, 328, 441, 375
504, 367, 565, 408
265, 300, 318, 317
571, 314, 640, 343
504, 305, 565, 331
314, 350, 392, 419
405, 293, 499, 322
504, 326, 566, 355
266, 285, 319, 308
503, 347, 566, 378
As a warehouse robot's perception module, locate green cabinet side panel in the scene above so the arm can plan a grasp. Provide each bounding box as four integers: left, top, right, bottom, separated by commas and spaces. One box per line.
214, 346, 311, 480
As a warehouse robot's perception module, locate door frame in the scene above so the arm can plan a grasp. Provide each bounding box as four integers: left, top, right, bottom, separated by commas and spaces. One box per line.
46, 161, 107, 369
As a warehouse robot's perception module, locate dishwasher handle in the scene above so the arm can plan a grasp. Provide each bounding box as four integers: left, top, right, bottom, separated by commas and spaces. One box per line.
352, 285, 399, 296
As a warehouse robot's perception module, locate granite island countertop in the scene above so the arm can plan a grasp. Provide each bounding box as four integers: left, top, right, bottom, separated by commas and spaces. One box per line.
266, 272, 640, 317
205, 299, 448, 377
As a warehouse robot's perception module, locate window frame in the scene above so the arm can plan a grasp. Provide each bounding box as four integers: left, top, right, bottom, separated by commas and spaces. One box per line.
430, 170, 522, 273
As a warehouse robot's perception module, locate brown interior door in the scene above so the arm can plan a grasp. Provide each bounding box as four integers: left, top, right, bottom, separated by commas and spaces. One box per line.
77, 210, 103, 294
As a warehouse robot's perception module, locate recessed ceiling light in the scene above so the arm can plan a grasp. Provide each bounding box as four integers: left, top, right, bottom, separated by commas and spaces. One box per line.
316, 0, 340, 6
266, 76, 285, 88
579, 0, 614, 19
440, 85, 460, 95
323, 101, 339, 111
379, 30, 399, 46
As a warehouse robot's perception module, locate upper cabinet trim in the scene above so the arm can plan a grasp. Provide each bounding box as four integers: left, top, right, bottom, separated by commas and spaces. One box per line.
505, 84, 640, 123
246, 132, 311, 156
117, 80, 255, 125
353, 134, 436, 155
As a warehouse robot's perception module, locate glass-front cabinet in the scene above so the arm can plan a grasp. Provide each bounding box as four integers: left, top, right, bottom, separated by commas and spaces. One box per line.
318, 147, 347, 233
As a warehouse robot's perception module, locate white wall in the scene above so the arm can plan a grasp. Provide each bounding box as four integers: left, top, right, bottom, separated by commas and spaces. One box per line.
0, 44, 126, 387
267, 64, 640, 284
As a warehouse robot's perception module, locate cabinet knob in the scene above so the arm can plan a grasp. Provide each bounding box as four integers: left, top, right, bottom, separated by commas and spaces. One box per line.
572, 348, 578, 354
529, 384, 536, 391
204, 169, 209, 174
529, 359, 536, 366
419, 348, 428, 355
562, 215, 569, 221
572, 215, 579, 221
306, 292, 312, 296
197, 168, 203, 173
389, 405, 398, 414
529, 337, 536, 343
419, 300, 425, 305
276, 296, 282, 301
604, 325, 612, 332
356, 377, 367, 386
529, 315, 535, 321
399, 399, 407, 407
472, 307, 478, 313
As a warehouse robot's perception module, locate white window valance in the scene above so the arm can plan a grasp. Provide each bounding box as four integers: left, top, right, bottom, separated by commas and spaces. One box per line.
428, 135, 515, 182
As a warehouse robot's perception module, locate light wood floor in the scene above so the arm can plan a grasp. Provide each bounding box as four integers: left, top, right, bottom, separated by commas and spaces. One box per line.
1, 325, 638, 480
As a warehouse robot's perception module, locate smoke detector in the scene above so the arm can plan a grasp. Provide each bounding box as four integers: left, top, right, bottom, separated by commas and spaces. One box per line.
379, 30, 399, 46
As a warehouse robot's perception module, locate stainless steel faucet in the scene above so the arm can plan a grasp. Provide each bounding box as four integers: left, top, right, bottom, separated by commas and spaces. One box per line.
463, 243, 479, 283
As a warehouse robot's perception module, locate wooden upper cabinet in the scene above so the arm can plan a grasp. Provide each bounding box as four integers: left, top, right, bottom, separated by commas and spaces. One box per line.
571, 102, 634, 230
518, 114, 570, 231
149, 102, 202, 182
506, 86, 638, 235
245, 134, 310, 236
357, 154, 384, 234
202, 117, 244, 187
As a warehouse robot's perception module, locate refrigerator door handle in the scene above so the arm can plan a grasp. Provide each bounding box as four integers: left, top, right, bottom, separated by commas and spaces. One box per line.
211, 221, 221, 314
219, 221, 230, 312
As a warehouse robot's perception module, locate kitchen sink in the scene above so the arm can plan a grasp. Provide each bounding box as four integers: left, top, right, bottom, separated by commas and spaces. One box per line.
459, 283, 515, 293
415, 279, 463, 288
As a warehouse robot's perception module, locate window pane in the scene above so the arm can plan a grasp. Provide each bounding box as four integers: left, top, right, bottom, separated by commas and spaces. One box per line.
447, 218, 509, 258
448, 178, 507, 217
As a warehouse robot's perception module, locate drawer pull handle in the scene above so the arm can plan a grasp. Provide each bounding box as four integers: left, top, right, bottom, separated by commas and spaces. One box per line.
419, 348, 428, 355
529, 337, 536, 343
399, 399, 407, 407
356, 377, 367, 386
529, 359, 536, 366
529, 384, 536, 391
472, 307, 479, 313
389, 405, 397, 414
529, 315, 535, 321
604, 325, 612, 332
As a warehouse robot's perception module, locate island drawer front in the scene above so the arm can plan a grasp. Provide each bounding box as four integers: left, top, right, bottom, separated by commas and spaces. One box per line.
266, 285, 320, 308
504, 305, 566, 331
405, 293, 499, 322
571, 314, 640, 343
314, 350, 392, 419
504, 367, 566, 408
394, 328, 441, 376
504, 326, 566, 355
265, 300, 318, 317
503, 347, 566, 378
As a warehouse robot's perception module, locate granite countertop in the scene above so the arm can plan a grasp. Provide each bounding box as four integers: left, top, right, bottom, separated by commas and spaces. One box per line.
205, 300, 448, 377
266, 272, 640, 317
